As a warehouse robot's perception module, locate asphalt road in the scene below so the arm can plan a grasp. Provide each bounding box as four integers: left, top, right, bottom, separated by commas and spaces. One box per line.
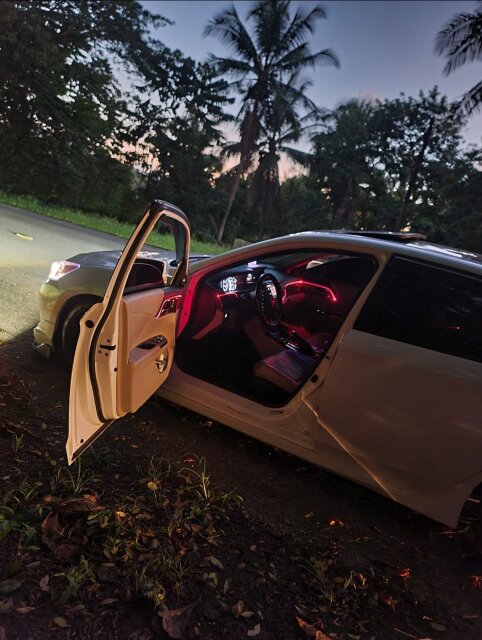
0, 203, 127, 342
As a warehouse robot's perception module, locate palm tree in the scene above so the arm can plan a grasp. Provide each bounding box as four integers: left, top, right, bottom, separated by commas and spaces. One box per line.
205, 0, 338, 242
250, 74, 322, 237
435, 2, 482, 115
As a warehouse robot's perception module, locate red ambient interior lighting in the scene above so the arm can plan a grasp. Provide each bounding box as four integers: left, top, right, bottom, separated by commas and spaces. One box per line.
283, 280, 337, 302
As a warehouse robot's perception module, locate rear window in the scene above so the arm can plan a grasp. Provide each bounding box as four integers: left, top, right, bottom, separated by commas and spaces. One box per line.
355, 256, 482, 363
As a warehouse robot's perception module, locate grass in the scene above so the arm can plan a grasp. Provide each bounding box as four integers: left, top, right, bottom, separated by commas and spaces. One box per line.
0, 454, 242, 610
0, 190, 226, 255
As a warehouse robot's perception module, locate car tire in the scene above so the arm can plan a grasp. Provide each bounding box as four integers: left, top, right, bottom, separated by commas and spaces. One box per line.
60, 300, 95, 367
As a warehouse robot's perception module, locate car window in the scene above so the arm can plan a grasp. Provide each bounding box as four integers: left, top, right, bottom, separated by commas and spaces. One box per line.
355, 256, 482, 363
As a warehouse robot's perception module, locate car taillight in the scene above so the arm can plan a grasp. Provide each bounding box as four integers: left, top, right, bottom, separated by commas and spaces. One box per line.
48, 260, 80, 281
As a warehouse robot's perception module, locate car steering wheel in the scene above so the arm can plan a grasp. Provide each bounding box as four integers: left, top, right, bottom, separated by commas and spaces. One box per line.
256, 272, 284, 328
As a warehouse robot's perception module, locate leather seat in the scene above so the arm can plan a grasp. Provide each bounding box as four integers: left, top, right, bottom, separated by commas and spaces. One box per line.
252, 349, 317, 393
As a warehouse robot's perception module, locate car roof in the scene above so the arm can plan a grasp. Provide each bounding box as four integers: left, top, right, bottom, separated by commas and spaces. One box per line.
292, 231, 482, 276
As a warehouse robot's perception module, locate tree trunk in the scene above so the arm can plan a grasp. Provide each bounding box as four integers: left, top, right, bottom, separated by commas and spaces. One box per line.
394, 117, 435, 231
217, 168, 242, 243
216, 106, 260, 244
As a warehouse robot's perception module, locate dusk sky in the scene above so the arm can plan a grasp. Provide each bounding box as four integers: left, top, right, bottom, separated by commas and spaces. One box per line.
141, 0, 482, 159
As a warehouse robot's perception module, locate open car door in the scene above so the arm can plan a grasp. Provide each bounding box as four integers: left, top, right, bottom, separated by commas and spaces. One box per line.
66, 200, 190, 464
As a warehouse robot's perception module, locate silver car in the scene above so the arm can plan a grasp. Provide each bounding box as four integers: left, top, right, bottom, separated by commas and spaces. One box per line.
36, 200, 482, 528
33, 248, 209, 363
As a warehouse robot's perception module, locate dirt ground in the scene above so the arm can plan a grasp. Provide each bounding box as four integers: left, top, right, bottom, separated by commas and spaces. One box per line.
0, 330, 481, 640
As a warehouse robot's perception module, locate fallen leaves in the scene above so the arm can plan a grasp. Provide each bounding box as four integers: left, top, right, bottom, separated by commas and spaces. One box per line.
328, 518, 345, 527
398, 567, 411, 579
162, 602, 197, 639
232, 599, 244, 618
471, 575, 482, 589
52, 616, 70, 628
0, 598, 13, 612
0, 579, 21, 595
247, 623, 261, 637
0, 420, 39, 440
296, 616, 329, 639
41, 494, 105, 560
15, 606, 36, 614
208, 555, 224, 570
39, 575, 50, 592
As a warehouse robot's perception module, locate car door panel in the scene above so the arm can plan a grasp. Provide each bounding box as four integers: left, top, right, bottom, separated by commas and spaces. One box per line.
308, 329, 482, 526
116, 288, 178, 415
67, 200, 190, 464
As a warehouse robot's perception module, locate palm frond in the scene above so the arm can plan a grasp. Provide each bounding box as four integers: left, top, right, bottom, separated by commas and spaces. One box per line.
204, 5, 260, 68
276, 43, 340, 72
280, 146, 313, 167
247, 0, 291, 60
457, 80, 482, 115
206, 54, 253, 77
435, 11, 482, 74
220, 141, 242, 158
279, 4, 327, 53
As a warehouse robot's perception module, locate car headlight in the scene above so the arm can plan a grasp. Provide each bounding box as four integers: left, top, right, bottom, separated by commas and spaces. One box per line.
48, 260, 80, 281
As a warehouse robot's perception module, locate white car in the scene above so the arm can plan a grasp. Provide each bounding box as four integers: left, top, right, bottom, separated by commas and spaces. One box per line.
66, 200, 482, 528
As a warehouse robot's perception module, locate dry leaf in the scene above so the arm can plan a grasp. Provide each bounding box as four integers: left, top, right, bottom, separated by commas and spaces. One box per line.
241, 611, 256, 618
247, 623, 261, 637
39, 575, 50, 592
53, 616, 70, 628
0, 579, 21, 595
429, 622, 446, 632
209, 555, 224, 570
162, 601, 197, 639
0, 598, 13, 612
100, 597, 119, 605
232, 600, 244, 618
296, 616, 318, 637
15, 607, 35, 614
207, 572, 218, 586
471, 575, 482, 589
314, 632, 330, 640
329, 518, 345, 526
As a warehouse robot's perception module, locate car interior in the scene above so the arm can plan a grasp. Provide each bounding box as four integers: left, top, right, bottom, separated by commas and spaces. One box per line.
176, 250, 378, 406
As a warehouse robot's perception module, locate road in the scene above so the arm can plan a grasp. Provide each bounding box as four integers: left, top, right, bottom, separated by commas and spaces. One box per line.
0, 203, 129, 342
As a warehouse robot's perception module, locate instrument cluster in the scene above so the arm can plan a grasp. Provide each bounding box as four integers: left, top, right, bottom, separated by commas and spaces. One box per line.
217, 270, 257, 293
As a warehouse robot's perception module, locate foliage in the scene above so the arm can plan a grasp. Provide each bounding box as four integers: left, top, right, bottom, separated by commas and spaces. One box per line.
0, 1, 231, 234
309, 100, 389, 229
372, 88, 465, 230
0, 1, 482, 250
301, 90, 482, 249
0, 0, 166, 212
435, 1, 482, 115
205, 0, 338, 241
